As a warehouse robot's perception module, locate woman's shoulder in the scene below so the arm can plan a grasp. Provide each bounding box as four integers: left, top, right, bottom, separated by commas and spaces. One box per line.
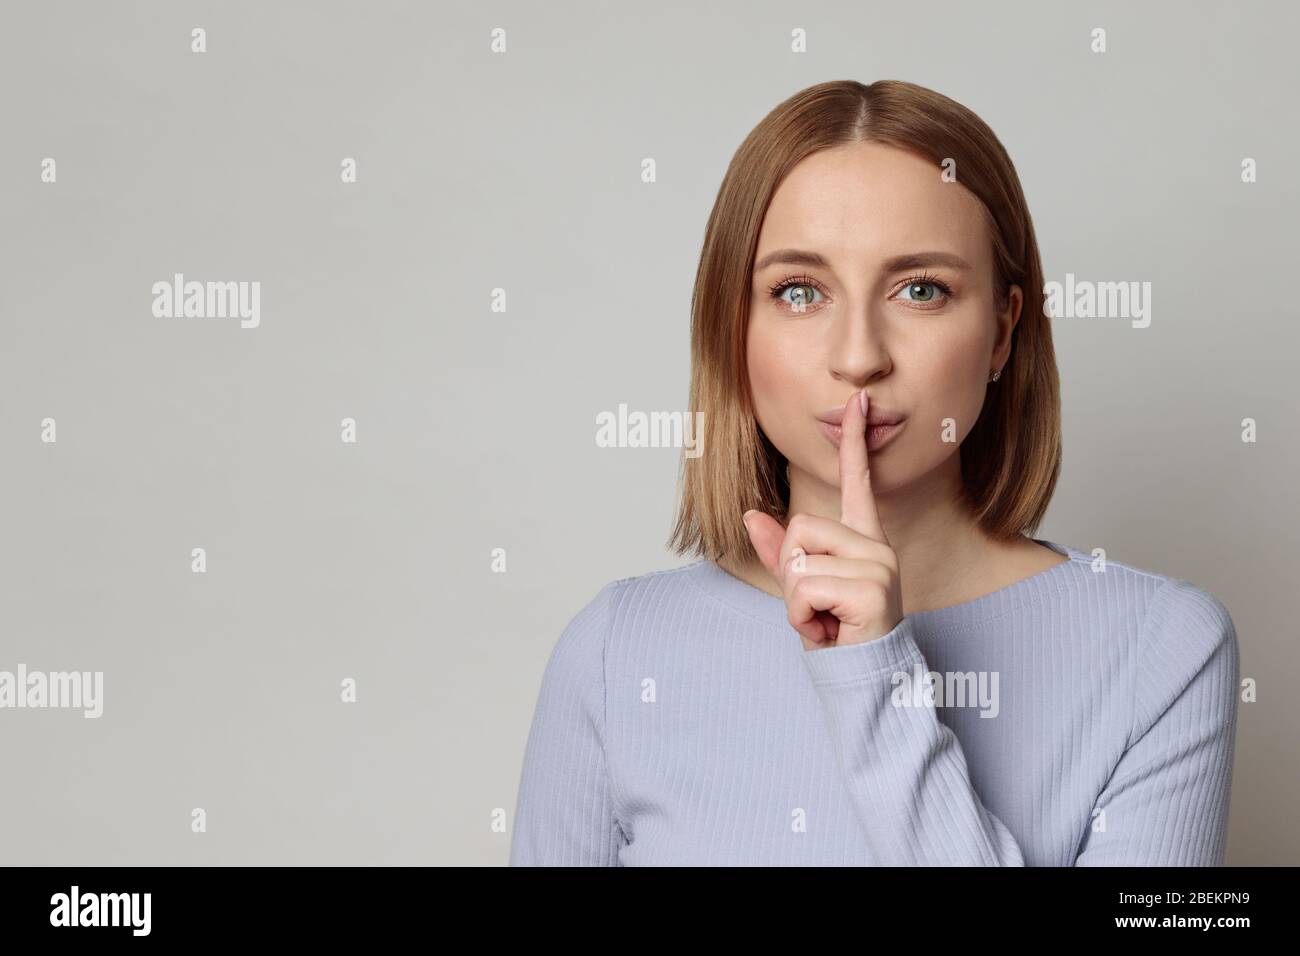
569, 561, 712, 622
550, 561, 711, 653
1049, 540, 1237, 671
1052, 540, 1233, 622
1135, 570, 1238, 678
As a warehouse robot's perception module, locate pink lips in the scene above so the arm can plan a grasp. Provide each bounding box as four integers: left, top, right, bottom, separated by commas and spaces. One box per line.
815, 399, 906, 451
815, 405, 903, 428
818, 418, 905, 451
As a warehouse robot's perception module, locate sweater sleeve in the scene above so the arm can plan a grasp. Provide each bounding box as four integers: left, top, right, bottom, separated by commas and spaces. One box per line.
801, 617, 1026, 865
801, 578, 1241, 867
1073, 579, 1240, 865
508, 581, 625, 866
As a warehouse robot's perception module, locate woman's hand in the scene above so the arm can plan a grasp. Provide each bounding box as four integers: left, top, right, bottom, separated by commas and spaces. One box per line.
742, 389, 904, 651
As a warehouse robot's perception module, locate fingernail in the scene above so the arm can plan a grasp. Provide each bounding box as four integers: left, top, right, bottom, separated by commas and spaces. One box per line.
741, 510, 755, 529
858, 389, 868, 416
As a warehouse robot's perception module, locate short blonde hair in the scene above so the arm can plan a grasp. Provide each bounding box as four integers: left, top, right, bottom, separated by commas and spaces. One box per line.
668, 79, 1062, 563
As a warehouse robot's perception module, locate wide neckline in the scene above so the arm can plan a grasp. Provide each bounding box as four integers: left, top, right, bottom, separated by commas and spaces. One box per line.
689, 538, 1086, 634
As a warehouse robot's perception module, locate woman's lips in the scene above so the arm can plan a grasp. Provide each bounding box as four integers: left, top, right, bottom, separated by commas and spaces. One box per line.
819, 418, 906, 451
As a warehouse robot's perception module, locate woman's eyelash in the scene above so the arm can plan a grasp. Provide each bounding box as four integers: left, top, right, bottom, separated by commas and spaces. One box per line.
766, 274, 823, 299
899, 271, 954, 297
765, 272, 955, 302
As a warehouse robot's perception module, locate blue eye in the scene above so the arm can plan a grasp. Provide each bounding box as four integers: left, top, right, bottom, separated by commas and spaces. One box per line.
768, 275, 825, 313
899, 282, 939, 302
895, 275, 954, 307
781, 283, 821, 310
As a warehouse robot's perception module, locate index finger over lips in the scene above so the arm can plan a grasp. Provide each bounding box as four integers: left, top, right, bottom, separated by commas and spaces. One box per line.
839, 388, 886, 542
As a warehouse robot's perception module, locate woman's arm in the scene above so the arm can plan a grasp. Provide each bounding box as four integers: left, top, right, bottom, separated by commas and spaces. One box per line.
1073, 579, 1239, 865
802, 578, 1240, 866
508, 581, 625, 866
802, 616, 1026, 865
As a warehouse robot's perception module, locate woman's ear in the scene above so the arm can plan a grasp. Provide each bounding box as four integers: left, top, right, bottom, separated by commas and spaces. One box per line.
992, 284, 1023, 368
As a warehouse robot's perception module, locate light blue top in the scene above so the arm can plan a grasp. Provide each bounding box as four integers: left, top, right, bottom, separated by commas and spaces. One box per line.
509, 539, 1239, 865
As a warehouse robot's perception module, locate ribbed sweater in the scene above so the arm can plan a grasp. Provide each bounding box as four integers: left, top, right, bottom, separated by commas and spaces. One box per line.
508, 539, 1240, 866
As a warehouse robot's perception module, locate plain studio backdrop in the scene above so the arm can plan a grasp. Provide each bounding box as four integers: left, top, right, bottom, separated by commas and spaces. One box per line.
0, 0, 1296, 865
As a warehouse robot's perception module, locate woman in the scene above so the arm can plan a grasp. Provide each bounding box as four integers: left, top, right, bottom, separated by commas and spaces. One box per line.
509, 80, 1239, 866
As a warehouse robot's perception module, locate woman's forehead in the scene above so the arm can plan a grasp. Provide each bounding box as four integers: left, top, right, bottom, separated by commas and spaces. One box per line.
757, 144, 988, 266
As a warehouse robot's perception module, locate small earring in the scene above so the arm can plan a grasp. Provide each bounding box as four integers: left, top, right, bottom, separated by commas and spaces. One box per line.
989, 369, 1001, 382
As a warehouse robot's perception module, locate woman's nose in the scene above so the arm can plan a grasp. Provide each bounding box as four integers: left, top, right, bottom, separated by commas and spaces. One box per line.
828, 308, 892, 383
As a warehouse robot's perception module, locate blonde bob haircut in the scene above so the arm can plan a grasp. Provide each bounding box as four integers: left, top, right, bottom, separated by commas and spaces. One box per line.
669, 79, 1061, 564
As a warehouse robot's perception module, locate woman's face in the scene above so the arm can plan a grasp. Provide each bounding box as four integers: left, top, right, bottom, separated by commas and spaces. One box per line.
746, 141, 1020, 502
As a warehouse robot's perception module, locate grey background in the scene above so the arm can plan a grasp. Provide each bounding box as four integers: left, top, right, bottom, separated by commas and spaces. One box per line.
1, 0, 1295, 865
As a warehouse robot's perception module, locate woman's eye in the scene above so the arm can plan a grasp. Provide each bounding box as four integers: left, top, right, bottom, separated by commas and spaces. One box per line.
776, 283, 823, 312
896, 281, 949, 306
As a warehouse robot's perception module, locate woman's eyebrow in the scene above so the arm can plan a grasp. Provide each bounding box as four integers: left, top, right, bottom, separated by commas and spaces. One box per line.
753, 248, 972, 272
881, 251, 973, 272
753, 248, 832, 271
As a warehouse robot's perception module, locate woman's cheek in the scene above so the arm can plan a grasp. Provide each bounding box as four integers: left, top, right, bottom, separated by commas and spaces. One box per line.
900, 360, 980, 463
746, 335, 783, 440
926, 333, 988, 422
